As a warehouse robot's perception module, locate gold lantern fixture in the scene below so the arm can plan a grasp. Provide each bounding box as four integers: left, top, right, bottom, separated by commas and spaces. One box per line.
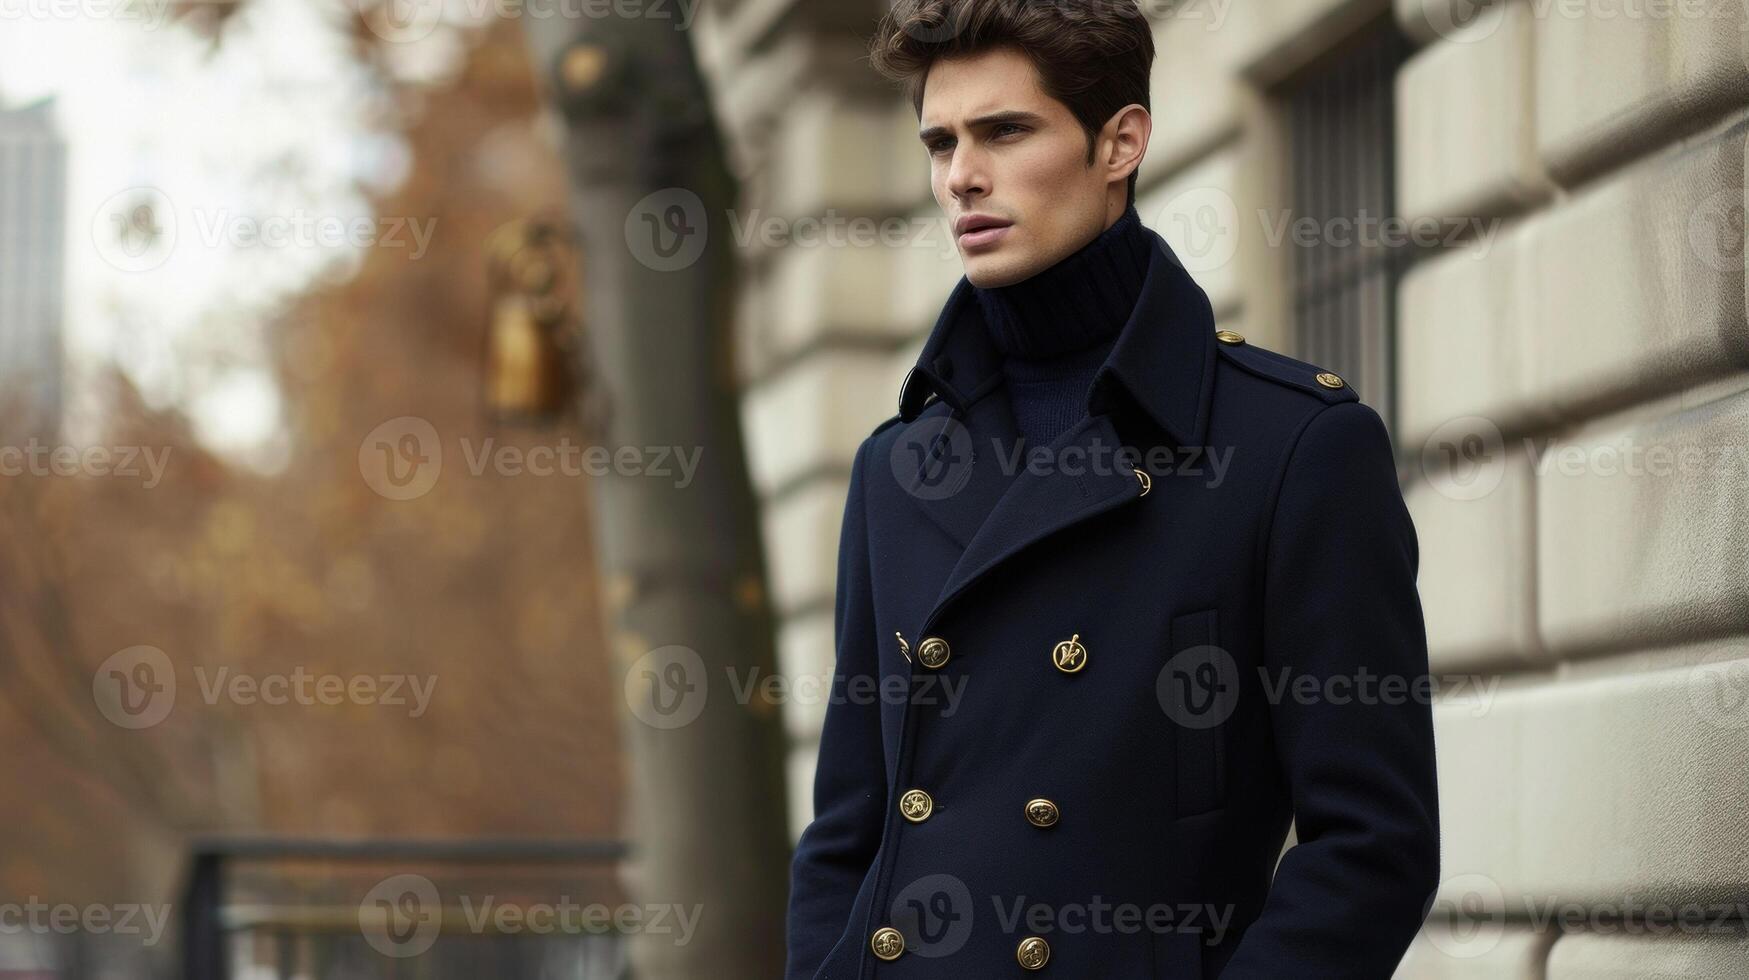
482, 214, 580, 424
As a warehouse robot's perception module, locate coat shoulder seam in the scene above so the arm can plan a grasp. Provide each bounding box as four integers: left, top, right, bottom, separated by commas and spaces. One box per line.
1215, 339, 1359, 406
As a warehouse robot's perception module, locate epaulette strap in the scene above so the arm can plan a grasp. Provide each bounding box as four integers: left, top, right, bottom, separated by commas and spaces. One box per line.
1212, 329, 1358, 404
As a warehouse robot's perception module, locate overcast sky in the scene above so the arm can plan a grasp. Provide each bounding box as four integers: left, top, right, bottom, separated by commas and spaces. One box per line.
0, 0, 476, 470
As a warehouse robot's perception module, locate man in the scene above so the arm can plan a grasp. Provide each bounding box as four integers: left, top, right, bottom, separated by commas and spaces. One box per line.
785, 1, 1441, 976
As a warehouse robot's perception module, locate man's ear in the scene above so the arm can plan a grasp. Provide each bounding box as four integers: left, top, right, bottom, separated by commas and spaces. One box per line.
1102, 104, 1152, 187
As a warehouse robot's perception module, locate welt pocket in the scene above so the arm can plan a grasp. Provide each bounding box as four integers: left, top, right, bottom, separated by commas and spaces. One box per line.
1166, 608, 1228, 818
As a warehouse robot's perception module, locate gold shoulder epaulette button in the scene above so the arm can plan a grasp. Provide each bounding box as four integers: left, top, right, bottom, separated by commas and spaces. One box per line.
1213, 333, 1357, 402
1215, 329, 1245, 344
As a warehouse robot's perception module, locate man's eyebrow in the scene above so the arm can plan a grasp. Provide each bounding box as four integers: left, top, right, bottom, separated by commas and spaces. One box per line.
917, 110, 1043, 142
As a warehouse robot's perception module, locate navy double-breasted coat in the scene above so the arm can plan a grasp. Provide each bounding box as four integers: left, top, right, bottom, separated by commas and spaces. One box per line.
785, 225, 1441, 979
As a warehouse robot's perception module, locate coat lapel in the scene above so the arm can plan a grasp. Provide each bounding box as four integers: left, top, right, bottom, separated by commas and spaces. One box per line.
892, 226, 1218, 630
893, 378, 1022, 553
927, 409, 1145, 623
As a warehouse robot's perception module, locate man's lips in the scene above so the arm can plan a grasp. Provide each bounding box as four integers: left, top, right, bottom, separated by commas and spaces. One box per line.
956, 218, 1012, 249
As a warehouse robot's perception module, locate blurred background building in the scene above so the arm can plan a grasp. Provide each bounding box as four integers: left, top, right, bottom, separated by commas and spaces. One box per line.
0, 14, 629, 978
0, 99, 66, 436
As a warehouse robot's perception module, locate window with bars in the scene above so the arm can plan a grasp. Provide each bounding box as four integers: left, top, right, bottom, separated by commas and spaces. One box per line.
1281, 20, 1413, 437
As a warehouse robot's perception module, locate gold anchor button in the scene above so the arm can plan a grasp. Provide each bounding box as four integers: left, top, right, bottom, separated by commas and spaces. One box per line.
1052, 633, 1087, 674
1017, 935, 1051, 969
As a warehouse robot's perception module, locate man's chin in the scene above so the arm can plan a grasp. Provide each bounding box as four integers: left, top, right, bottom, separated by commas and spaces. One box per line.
960, 250, 1034, 289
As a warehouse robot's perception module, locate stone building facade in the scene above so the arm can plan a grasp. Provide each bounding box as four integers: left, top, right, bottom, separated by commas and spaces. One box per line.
701, 0, 1749, 974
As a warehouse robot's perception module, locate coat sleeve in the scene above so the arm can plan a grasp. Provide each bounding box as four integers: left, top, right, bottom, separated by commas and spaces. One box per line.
785, 434, 888, 980
1219, 401, 1442, 978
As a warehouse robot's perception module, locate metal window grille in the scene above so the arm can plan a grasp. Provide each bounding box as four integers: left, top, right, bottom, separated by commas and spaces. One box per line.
1284, 21, 1413, 437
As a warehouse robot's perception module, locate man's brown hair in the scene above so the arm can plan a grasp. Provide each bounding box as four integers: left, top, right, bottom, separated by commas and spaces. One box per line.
868, 0, 1155, 204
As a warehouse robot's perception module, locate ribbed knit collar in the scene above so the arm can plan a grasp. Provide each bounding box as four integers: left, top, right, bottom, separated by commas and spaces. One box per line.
973, 203, 1152, 361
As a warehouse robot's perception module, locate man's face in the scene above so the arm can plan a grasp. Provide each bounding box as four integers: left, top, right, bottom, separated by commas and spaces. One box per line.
919, 45, 1119, 288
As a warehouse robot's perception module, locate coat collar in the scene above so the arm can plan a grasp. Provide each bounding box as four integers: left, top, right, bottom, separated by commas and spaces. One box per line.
890, 226, 1222, 635
897, 224, 1217, 450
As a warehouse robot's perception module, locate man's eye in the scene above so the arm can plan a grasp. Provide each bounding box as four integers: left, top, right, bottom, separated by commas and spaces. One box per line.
992, 123, 1025, 138
925, 139, 953, 156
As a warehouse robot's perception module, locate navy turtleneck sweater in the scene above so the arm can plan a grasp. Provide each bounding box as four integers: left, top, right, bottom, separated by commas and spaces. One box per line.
973, 204, 1151, 448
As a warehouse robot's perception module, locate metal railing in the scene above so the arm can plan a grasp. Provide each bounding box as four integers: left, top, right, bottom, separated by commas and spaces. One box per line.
181, 837, 632, 980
